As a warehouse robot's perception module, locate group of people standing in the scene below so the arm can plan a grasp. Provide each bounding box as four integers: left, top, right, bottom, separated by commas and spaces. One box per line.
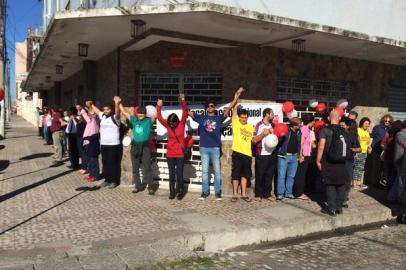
35, 87, 406, 214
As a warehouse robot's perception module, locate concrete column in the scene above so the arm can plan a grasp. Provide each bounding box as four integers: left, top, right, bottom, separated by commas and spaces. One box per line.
82, 60, 96, 101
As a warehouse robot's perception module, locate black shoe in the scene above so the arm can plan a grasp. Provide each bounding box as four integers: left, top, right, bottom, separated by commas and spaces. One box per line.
99, 181, 110, 188
215, 193, 222, 201
148, 189, 156, 195
169, 194, 176, 200
108, 183, 118, 189
132, 188, 143, 193
336, 209, 343, 215
342, 203, 349, 208
199, 193, 208, 200
321, 208, 337, 217
177, 193, 184, 200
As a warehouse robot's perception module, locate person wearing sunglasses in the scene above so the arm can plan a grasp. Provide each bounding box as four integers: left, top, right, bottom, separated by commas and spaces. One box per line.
368, 114, 394, 187
188, 88, 242, 201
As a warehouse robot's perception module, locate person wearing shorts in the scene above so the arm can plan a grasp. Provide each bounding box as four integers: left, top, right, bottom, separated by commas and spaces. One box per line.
230, 87, 271, 202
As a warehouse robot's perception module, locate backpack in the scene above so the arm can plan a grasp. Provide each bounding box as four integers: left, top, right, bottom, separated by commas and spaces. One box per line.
326, 125, 351, 163
111, 116, 128, 142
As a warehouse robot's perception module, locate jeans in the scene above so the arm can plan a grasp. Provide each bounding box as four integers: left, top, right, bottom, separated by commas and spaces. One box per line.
44, 126, 50, 143
277, 154, 298, 197
326, 184, 347, 212
88, 156, 100, 178
52, 131, 63, 161
76, 136, 88, 170
200, 147, 221, 195
167, 158, 185, 196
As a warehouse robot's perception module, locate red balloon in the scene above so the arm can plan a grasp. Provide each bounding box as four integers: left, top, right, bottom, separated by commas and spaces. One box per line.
334, 106, 345, 116
282, 101, 294, 113
273, 123, 289, 137
0, 89, 4, 101
314, 119, 326, 130
315, 102, 327, 113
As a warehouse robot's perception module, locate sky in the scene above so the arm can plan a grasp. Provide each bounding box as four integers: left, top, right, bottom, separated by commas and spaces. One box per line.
6, 0, 43, 100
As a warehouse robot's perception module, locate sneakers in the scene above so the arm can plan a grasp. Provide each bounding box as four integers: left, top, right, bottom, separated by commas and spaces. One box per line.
148, 189, 156, 195
132, 188, 143, 194
99, 181, 110, 188
108, 183, 118, 189
199, 193, 208, 200
84, 176, 96, 182
276, 195, 284, 201
215, 193, 222, 201
285, 194, 295, 199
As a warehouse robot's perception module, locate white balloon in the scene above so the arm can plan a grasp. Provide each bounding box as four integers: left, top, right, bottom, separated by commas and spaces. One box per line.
264, 134, 279, 149
146, 105, 157, 118
309, 99, 318, 108
122, 135, 132, 147
287, 109, 298, 119
337, 99, 348, 109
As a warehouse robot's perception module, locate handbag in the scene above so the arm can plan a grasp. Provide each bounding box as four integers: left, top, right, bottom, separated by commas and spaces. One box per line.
174, 134, 193, 160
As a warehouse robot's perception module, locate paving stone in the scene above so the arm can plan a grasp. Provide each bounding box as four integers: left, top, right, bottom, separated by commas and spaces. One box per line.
0, 265, 34, 270
34, 257, 83, 270
79, 254, 127, 270
116, 245, 159, 268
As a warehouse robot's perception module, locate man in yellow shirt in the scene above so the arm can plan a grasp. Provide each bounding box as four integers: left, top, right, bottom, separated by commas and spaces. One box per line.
231, 88, 272, 202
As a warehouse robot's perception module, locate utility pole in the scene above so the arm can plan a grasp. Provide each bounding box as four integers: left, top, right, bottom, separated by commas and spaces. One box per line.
0, 0, 6, 139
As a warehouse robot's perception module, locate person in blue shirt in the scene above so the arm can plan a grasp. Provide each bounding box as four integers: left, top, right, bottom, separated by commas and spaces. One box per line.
189, 88, 242, 200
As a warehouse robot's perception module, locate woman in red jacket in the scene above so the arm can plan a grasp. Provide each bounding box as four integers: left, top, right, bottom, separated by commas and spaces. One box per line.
157, 93, 188, 200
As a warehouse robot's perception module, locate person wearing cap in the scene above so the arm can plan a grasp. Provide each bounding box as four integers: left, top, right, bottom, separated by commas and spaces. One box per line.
119, 99, 157, 194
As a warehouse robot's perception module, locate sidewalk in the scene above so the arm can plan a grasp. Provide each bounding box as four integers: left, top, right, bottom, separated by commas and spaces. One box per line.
0, 116, 401, 269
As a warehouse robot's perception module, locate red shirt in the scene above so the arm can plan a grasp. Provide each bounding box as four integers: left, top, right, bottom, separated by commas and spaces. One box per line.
157, 100, 188, 158
50, 112, 62, 133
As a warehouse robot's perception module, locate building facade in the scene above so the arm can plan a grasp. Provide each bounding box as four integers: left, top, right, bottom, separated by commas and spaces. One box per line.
22, 0, 406, 190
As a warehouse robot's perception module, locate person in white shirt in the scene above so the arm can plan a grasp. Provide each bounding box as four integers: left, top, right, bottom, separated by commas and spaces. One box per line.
90, 97, 122, 188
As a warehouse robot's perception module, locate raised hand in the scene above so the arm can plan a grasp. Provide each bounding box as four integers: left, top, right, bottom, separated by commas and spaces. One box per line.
179, 93, 185, 100
157, 99, 163, 107
85, 100, 93, 108
113, 96, 121, 104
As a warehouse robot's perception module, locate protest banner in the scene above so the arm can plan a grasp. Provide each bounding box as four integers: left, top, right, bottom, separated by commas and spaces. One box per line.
156, 103, 283, 140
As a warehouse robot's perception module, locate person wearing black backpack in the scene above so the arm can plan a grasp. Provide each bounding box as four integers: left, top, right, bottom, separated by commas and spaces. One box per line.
316, 110, 351, 216
89, 97, 122, 188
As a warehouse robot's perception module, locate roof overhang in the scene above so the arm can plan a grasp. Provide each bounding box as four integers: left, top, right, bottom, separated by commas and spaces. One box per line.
23, 2, 406, 92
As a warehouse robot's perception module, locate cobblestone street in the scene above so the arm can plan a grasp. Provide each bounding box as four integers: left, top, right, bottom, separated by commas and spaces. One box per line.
147, 225, 406, 270
0, 117, 403, 269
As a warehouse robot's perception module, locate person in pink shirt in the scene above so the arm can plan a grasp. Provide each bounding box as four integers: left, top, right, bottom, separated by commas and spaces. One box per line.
294, 114, 315, 200
80, 101, 100, 182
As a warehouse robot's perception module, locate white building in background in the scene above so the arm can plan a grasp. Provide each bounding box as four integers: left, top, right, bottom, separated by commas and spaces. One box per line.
15, 41, 42, 126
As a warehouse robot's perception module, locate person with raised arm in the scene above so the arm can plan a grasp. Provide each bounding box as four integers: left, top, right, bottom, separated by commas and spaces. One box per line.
188, 88, 241, 201
230, 87, 271, 202
157, 93, 188, 200
90, 97, 122, 188
80, 101, 100, 182
119, 97, 157, 194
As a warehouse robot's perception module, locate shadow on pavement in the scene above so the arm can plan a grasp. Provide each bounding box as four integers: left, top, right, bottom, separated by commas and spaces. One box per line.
0, 186, 99, 236
0, 145, 5, 150
0, 167, 50, 182
6, 135, 37, 139
75, 186, 101, 191
0, 160, 10, 172
0, 170, 74, 203
360, 187, 402, 216
19, 152, 53, 161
